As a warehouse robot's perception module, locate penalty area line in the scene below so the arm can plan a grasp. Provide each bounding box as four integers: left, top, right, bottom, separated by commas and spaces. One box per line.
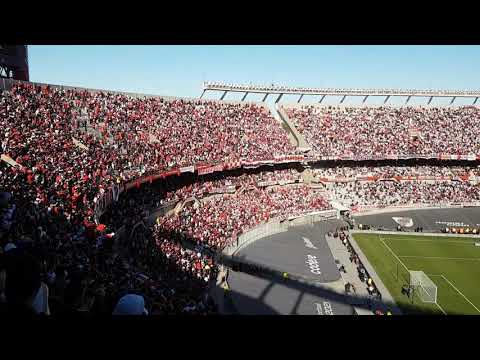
378, 235, 409, 272
378, 237, 448, 315
399, 255, 480, 261
440, 275, 480, 314
418, 275, 448, 315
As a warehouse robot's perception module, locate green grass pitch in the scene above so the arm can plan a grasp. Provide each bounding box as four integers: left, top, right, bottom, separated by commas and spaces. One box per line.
353, 233, 480, 315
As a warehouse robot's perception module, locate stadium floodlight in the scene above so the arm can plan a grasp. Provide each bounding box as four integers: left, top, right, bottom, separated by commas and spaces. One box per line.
410, 271, 438, 303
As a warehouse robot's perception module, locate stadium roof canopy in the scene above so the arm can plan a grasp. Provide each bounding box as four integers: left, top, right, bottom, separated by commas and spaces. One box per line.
201, 81, 480, 105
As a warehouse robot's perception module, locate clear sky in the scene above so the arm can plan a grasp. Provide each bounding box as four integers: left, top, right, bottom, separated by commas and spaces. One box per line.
28, 45, 480, 105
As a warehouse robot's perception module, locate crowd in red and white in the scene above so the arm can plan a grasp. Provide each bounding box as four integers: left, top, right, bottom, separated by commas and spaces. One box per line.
159, 184, 331, 252
326, 181, 480, 208
162, 168, 302, 204
312, 165, 480, 180
1, 83, 297, 224
3, 81, 480, 316
284, 105, 480, 157
84, 91, 297, 169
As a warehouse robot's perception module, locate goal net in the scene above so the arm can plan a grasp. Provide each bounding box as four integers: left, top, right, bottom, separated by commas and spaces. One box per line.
409, 271, 438, 303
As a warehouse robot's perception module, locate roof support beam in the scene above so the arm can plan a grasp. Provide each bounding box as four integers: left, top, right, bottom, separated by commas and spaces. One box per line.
241, 92, 249, 101
474, 97, 479, 105
363, 95, 369, 103
297, 94, 304, 103
384, 95, 390, 104
200, 89, 206, 99
203, 83, 480, 99
405, 96, 411, 104
262, 93, 269, 102
220, 90, 228, 100
427, 96, 433, 105
450, 96, 456, 105
340, 95, 347, 104
319, 95, 326, 103
275, 93, 284, 104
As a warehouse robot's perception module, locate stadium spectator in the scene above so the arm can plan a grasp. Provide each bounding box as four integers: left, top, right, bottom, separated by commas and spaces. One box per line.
284, 105, 480, 158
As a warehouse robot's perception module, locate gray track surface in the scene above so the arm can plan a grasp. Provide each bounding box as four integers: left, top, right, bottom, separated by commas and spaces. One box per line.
229, 220, 358, 315
227, 271, 355, 315
227, 207, 480, 315
234, 222, 341, 283
355, 207, 480, 231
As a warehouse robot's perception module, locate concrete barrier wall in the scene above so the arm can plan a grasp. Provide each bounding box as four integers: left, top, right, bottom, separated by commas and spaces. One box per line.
352, 229, 480, 238
221, 209, 337, 258
353, 203, 480, 217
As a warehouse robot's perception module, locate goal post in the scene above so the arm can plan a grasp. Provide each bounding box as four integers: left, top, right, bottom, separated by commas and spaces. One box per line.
409, 271, 438, 303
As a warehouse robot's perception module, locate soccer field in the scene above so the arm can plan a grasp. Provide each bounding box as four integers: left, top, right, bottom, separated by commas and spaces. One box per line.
353, 233, 480, 315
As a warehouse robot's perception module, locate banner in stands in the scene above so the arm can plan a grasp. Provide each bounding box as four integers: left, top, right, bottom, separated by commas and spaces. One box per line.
197, 164, 224, 175
242, 160, 269, 168
161, 169, 180, 178
180, 166, 195, 173
72, 137, 89, 150
94, 184, 124, 223
224, 161, 242, 170
316, 175, 478, 183
1, 154, 23, 169
210, 185, 236, 194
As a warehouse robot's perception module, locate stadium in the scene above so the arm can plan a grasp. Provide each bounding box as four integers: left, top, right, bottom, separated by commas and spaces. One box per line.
1, 46, 480, 316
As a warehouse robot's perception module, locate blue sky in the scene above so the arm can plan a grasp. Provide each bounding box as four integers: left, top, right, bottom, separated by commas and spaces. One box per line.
28, 45, 480, 105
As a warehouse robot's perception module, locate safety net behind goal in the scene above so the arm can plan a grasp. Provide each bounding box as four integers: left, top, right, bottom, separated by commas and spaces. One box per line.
409, 271, 438, 303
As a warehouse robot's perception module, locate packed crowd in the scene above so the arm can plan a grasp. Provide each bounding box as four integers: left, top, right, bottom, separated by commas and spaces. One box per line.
326, 181, 480, 208
1, 83, 297, 224
284, 105, 480, 157
159, 184, 331, 252
84, 92, 297, 168
312, 165, 480, 179
0, 168, 218, 316
3, 81, 480, 316
162, 168, 302, 204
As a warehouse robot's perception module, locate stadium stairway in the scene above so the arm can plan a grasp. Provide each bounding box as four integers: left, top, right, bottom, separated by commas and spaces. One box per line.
76, 107, 115, 145
273, 103, 311, 152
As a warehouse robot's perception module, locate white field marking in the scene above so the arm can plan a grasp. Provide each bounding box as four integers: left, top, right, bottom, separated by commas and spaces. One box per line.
383, 238, 475, 244
379, 237, 448, 315
378, 236, 409, 272
440, 275, 480, 314
399, 255, 480, 261
435, 302, 448, 315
